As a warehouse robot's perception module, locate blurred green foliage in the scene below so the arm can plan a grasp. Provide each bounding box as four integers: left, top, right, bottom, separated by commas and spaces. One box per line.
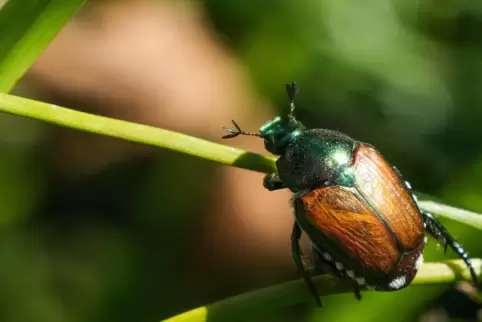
0, 0, 481, 321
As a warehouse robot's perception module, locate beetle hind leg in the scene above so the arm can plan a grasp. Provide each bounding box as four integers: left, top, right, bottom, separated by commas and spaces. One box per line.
292, 223, 323, 307
422, 211, 480, 289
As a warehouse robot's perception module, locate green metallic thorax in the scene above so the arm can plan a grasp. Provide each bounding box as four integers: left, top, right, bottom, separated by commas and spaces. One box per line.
259, 116, 357, 192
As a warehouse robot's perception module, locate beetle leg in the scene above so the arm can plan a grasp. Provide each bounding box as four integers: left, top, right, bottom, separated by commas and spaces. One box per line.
263, 173, 286, 191
292, 222, 323, 307
422, 211, 480, 289
352, 282, 362, 301
311, 248, 332, 275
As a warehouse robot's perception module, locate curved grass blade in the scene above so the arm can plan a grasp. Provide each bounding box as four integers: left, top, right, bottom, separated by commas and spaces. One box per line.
0, 0, 85, 92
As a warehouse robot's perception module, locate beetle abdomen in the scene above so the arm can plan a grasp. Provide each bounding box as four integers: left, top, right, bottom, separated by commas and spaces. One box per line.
298, 186, 400, 274
353, 144, 425, 251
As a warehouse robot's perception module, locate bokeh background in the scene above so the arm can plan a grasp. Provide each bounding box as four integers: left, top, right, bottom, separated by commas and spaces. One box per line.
1, 0, 481, 321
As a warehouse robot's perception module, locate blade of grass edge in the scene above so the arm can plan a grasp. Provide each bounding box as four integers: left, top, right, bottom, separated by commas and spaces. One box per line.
0, 0, 86, 92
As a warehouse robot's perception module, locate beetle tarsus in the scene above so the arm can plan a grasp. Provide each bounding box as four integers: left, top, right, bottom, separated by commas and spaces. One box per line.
292, 222, 323, 308
352, 283, 362, 301
422, 211, 480, 290
263, 173, 286, 191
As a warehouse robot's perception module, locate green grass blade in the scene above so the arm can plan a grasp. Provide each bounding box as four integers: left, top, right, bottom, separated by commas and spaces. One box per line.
417, 200, 482, 230
0, 92, 278, 174
161, 259, 482, 322
0, 0, 85, 92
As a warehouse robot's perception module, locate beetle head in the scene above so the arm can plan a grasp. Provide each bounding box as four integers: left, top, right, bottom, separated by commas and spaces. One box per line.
259, 115, 305, 155
259, 82, 305, 155
222, 82, 305, 155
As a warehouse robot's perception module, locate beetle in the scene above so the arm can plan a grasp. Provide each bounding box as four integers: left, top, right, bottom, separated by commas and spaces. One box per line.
222, 82, 479, 307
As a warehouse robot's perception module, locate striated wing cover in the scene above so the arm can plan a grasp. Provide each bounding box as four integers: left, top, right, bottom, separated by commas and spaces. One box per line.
299, 186, 400, 273
353, 144, 424, 251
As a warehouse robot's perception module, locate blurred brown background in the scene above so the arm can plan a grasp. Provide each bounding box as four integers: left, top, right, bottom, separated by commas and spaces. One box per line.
1, 0, 481, 321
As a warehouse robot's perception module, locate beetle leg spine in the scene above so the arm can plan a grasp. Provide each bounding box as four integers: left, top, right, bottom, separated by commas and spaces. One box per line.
422, 211, 480, 289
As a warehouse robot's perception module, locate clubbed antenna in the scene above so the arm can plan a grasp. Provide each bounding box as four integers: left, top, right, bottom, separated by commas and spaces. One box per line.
286, 81, 299, 118
222, 120, 261, 139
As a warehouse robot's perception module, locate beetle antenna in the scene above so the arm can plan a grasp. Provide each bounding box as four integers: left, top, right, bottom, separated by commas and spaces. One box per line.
286, 81, 298, 118
222, 120, 262, 139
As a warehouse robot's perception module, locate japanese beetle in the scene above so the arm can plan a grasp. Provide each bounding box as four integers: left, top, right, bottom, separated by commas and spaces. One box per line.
222, 82, 479, 307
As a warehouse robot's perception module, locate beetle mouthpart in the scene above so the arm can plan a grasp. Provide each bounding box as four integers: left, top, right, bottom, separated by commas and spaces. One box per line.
356, 277, 365, 285
388, 276, 407, 290
335, 262, 344, 270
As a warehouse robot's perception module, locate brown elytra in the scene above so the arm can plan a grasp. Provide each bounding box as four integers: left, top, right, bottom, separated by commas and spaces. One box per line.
298, 143, 425, 279
353, 144, 425, 251
300, 186, 400, 274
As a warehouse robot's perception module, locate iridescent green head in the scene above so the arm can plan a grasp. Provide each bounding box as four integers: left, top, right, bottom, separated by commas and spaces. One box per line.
259, 115, 305, 155
222, 82, 305, 155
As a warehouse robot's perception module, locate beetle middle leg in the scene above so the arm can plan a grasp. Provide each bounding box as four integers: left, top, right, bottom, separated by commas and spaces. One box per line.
292, 222, 323, 307
263, 173, 286, 191
422, 210, 479, 289
310, 248, 332, 275
352, 282, 362, 301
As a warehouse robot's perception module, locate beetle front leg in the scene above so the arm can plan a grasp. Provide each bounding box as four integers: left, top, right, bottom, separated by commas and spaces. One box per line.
422, 211, 479, 289
292, 222, 323, 307
263, 173, 286, 191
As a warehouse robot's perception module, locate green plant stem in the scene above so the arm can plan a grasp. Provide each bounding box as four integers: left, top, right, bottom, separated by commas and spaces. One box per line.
161, 259, 482, 322
0, 0, 85, 92
0, 92, 481, 228
0, 92, 277, 173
